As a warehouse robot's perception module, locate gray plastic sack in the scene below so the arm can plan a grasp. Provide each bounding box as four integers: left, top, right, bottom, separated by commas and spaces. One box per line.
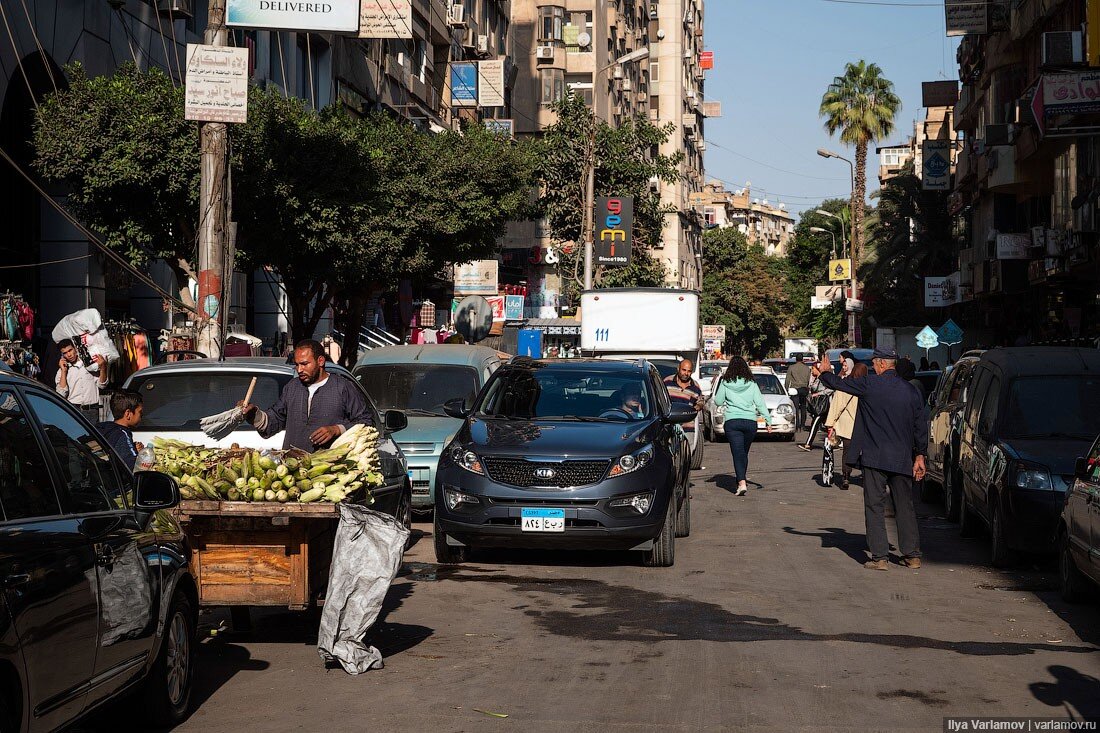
317, 503, 410, 674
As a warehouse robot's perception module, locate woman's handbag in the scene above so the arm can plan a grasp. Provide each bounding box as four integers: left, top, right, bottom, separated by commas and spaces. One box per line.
807, 392, 830, 418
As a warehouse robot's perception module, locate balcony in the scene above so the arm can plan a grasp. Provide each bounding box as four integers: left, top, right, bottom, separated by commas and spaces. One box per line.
954, 85, 978, 131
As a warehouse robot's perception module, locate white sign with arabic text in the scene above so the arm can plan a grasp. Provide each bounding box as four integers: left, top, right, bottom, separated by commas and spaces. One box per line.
185, 45, 249, 123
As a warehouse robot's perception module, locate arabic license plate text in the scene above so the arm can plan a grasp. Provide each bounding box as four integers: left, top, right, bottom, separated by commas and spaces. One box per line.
521, 508, 565, 532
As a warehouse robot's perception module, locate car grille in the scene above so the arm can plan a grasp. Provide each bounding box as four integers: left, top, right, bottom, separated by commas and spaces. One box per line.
482, 457, 611, 488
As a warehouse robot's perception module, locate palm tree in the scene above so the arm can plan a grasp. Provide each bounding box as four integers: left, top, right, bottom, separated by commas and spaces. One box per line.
819, 61, 901, 283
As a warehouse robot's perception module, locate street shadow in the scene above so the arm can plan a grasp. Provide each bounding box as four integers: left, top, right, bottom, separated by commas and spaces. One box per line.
405, 527, 428, 550
1029, 665, 1100, 719
442, 571, 1097, 658
782, 526, 869, 566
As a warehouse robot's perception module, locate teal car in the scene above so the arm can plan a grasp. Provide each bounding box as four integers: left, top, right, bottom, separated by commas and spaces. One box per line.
354, 345, 503, 512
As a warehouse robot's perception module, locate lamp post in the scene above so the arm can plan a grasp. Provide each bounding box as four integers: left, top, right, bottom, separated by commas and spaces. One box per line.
814, 208, 847, 258
817, 148, 858, 345
583, 46, 651, 291
809, 226, 836, 259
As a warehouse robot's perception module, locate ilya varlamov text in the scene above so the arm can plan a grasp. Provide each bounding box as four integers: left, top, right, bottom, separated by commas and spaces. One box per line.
258, 1, 333, 12
945, 720, 1097, 732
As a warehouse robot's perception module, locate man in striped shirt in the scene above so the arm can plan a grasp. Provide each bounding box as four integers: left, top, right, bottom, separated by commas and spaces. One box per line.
663, 359, 703, 431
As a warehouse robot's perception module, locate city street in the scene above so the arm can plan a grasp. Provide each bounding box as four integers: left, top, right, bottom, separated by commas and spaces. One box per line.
98, 436, 1100, 731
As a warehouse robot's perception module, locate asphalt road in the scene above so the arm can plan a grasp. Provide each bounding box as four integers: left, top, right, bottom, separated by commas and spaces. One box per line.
92, 436, 1100, 732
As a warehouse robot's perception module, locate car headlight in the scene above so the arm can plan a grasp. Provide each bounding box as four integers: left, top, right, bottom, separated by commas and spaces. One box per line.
449, 446, 485, 475
776, 404, 794, 416
443, 487, 480, 510
608, 491, 654, 514
608, 444, 654, 478
1014, 462, 1052, 490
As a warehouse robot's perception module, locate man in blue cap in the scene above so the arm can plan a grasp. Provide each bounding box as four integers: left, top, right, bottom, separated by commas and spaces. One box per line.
812, 347, 928, 570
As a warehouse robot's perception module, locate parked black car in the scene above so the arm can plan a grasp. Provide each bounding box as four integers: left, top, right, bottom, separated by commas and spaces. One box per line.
957, 348, 1100, 566
1060, 433, 1100, 602
0, 374, 194, 732
433, 358, 695, 567
926, 355, 982, 520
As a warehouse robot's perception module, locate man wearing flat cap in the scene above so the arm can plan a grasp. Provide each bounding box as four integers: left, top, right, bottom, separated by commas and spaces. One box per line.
812, 347, 928, 571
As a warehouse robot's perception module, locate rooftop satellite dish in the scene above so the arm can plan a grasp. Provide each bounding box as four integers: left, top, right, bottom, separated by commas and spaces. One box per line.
577, 31, 592, 47
454, 295, 493, 343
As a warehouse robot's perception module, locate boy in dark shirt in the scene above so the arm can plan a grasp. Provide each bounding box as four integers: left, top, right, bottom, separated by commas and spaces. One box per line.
98, 389, 144, 469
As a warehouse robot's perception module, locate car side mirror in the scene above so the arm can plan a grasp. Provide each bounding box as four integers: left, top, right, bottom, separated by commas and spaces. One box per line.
787, 388, 798, 397
384, 410, 408, 433
443, 398, 469, 419
665, 404, 697, 424
133, 471, 180, 511
1075, 457, 1090, 481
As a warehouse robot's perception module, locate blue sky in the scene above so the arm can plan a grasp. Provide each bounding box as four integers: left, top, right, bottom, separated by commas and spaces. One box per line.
703, 1, 960, 214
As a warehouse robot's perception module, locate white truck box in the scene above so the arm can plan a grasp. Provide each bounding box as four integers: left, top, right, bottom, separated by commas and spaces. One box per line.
581, 289, 700, 354
784, 337, 818, 360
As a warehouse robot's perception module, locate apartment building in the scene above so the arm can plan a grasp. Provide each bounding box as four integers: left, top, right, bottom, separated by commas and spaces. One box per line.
690, 182, 796, 257
876, 143, 914, 187
949, 0, 1100, 347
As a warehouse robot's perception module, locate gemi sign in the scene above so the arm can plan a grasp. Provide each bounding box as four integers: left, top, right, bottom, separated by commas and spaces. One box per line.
594, 196, 633, 268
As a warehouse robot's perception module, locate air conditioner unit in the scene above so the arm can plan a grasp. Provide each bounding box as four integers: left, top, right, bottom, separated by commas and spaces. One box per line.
697, 141, 707, 152
622, 79, 633, 91
462, 29, 478, 50
447, 3, 466, 28
612, 66, 624, 79
984, 123, 1012, 146
1041, 31, 1084, 67
157, 0, 193, 17
476, 34, 490, 56
535, 45, 555, 60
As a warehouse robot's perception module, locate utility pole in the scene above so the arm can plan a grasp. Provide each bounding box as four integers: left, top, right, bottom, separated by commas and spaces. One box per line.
196, 0, 229, 359
582, 122, 596, 291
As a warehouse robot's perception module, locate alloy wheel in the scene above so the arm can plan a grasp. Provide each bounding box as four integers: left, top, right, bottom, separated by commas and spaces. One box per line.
165, 610, 190, 706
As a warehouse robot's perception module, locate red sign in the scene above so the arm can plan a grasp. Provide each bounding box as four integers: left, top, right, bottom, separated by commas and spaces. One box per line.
700, 51, 714, 70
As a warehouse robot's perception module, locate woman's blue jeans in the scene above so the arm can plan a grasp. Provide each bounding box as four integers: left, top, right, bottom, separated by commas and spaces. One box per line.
724, 419, 758, 483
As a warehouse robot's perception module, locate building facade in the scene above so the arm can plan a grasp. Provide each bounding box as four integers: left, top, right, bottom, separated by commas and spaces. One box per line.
690, 182, 795, 256
949, 0, 1100, 347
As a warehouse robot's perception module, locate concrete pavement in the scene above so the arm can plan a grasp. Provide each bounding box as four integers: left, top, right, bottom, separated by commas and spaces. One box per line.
93, 436, 1100, 731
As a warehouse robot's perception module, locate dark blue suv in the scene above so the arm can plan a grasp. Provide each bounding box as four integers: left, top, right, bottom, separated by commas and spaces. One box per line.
433, 358, 696, 567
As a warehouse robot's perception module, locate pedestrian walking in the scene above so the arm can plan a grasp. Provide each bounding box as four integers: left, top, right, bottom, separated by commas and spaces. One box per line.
823, 360, 866, 489
798, 360, 847, 452
784, 357, 812, 432
713, 356, 772, 496
814, 348, 927, 570
55, 338, 107, 421
663, 358, 703, 433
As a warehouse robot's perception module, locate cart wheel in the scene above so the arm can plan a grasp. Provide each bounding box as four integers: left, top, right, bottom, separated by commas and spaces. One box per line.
230, 606, 252, 633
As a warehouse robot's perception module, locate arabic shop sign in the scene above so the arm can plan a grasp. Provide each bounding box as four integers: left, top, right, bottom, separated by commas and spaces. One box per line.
945, 1, 987, 36
922, 140, 952, 191
594, 196, 633, 268
226, 0, 360, 32
1042, 70, 1100, 116
185, 45, 250, 123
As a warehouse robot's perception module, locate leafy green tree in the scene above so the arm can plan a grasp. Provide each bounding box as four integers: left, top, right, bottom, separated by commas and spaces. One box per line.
32, 62, 200, 306
862, 166, 955, 325
535, 95, 682, 302
819, 61, 900, 275
784, 199, 851, 341
700, 227, 787, 356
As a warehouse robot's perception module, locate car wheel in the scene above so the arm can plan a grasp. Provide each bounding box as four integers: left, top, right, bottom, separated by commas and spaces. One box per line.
643, 494, 676, 567
675, 485, 691, 538
690, 439, 703, 470
433, 513, 467, 564
703, 415, 714, 443
1060, 529, 1091, 603
144, 590, 195, 727
943, 459, 960, 522
990, 501, 1017, 568
959, 489, 979, 538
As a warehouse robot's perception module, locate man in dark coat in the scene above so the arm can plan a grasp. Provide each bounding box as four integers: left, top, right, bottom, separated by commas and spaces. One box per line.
813, 347, 928, 571
240, 340, 374, 451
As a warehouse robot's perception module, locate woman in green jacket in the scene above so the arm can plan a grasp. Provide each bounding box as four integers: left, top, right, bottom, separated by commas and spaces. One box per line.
713, 356, 772, 495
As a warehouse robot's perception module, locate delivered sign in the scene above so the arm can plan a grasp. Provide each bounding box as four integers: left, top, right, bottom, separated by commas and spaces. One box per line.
594, 196, 633, 268
226, 0, 359, 32
358, 0, 411, 38
185, 45, 250, 123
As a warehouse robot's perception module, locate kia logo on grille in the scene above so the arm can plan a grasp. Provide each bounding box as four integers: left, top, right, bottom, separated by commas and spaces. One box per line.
534, 467, 557, 480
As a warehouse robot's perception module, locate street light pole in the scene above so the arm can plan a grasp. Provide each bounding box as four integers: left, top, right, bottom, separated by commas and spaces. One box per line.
809, 226, 836, 258
817, 148, 858, 345
814, 208, 846, 258
197, 0, 229, 359
583, 47, 650, 291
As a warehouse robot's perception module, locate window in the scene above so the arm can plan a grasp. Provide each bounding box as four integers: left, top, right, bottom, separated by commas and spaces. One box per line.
538, 6, 565, 44
1002, 375, 1100, 440
649, 60, 660, 82
703, 207, 716, 227
0, 391, 60, 521
964, 368, 990, 429
355, 365, 479, 414
26, 394, 122, 514
566, 74, 593, 107
414, 39, 427, 83
977, 376, 1001, 436
540, 68, 565, 105
564, 11, 593, 53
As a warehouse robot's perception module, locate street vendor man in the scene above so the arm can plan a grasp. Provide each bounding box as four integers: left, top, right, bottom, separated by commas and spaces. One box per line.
238, 339, 374, 451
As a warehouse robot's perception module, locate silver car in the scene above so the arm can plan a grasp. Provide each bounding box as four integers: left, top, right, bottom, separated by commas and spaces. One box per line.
702, 367, 797, 442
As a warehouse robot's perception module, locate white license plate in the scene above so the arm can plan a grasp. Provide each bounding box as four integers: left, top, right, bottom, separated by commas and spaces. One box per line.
521, 508, 565, 532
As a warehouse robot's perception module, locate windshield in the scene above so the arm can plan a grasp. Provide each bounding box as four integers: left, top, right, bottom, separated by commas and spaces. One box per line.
754, 373, 784, 395
355, 364, 479, 415
477, 368, 652, 420
1002, 375, 1100, 439
699, 364, 724, 379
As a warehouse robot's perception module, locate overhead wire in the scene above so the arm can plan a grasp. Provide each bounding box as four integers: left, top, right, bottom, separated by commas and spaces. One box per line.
0, 1, 37, 111
16, 0, 58, 95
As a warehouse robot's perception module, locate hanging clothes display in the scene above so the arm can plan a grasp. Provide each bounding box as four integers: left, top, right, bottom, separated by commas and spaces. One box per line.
0, 342, 42, 379
0, 293, 37, 343
104, 320, 154, 385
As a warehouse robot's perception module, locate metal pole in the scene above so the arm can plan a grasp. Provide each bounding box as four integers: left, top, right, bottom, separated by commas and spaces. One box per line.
844, 158, 858, 347
197, 0, 228, 359
583, 122, 595, 291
